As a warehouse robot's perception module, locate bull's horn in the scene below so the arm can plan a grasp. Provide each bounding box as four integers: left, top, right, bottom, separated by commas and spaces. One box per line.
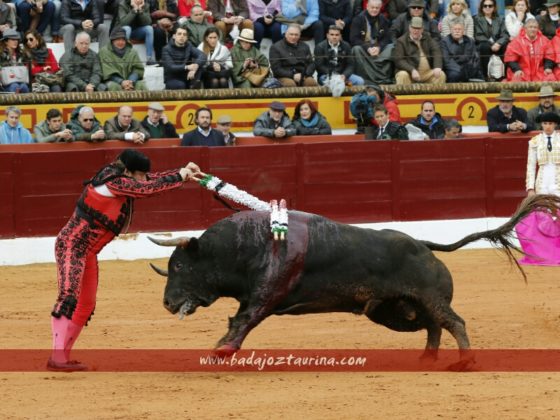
149, 263, 168, 277
148, 236, 190, 247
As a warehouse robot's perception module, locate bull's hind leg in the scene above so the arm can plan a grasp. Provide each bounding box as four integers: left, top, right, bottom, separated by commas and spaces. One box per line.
431, 305, 475, 371
420, 320, 442, 362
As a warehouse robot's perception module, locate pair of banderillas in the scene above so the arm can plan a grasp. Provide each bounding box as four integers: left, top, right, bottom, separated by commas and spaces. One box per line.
199, 174, 288, 240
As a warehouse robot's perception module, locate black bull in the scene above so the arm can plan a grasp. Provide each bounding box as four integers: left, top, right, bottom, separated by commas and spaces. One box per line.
150, 195, 558, 365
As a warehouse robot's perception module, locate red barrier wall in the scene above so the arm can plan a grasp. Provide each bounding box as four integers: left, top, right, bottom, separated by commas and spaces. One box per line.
0, 136, 529, 238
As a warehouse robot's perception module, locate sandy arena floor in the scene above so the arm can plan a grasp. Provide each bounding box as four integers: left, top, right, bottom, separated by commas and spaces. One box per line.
0, 249, 559, 419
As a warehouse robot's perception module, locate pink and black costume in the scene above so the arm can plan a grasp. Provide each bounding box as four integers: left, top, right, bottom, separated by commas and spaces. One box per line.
52, 164, 184, 324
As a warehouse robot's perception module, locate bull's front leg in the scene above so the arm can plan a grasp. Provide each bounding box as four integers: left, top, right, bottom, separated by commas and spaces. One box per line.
215, 222, 309, 356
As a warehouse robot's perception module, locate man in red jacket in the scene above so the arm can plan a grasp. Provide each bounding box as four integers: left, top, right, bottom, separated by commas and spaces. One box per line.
48, 149, 203, 372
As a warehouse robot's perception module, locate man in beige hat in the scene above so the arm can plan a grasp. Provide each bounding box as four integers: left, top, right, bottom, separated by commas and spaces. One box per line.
487, 89, 533, 133
389, 0, 441, 42
141, 102, 180, 139
215, 115, 236, 146
528, 85, 560, 130
392, 16, 446, 85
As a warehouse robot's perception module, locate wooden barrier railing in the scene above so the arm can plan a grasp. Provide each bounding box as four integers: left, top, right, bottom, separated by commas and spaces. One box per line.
0, 134, 531, 238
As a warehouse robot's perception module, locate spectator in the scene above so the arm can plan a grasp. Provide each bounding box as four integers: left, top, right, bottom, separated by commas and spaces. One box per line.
393, 17, 446, 85
505, 0, 534, 38
292, 99, 332, 135
319, 0, 352, 40
67, 105, 107, 142
0, 29, 29, 93
181, 5, 214, 47
315, 25, 363, 86
230, 28, 270, 88
253, 101, 296, 139
99, 27, 147, 91
443, 119, 462, 139
60, 0, 109, 53
162, 25, 206, 89
60, 32, 106, 92
474, 0, 509, 80
269, 24, 318, 87
527, 85, 560, 130
278, 0, 323, 45
409, 100, 446, 139
23, 29, 63, 92
367, 104, 408, 140
350, 0, 393, 85
140, 102, 179, 139
34, 108, 74, 142
440, 0, 474, 39
350, 84, 400, 133
177, 0, 208, 18
537, 1, 560, 39
112, 0, 156, 65
388, 0, 438, 20
17, 0, 56, 38
0, 106, 34, 144
150, 0, 179, 61
198, 26, 232, 88
0, 1, 16, 39
504, 18, 556, 82
215, 114, 236, 145
390, 0, 440, 42
104, 105, 150, 143
441, 22, 485, 82
181, 107, 225, 146
246, 0, 281, 48
207, 0, 253, 43
487, 89, 533, 133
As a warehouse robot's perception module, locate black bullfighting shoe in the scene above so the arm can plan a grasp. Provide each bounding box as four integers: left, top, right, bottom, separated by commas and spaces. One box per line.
46, 358, 88, 372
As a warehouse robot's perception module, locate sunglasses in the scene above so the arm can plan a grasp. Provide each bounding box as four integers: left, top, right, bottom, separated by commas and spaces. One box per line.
410, 6, 424, 9
483, 4, 494, 7
26, 37, 35, 42
81, 118, 94, 122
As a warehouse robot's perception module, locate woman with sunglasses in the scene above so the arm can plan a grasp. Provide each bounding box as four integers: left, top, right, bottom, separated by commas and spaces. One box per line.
23, 29, 62, 92
197, 27, 232, 89
474, 0, 509, 79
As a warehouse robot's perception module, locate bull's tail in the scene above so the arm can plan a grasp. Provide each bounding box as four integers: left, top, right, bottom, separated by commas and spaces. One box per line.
421, 195, 560, 280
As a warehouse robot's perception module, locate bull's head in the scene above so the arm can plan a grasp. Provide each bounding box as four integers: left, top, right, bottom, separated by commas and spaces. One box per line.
149, 236, 218, 319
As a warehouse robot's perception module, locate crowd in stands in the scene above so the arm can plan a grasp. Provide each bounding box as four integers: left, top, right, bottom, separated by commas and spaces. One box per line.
3, 0, 560, 92
3, 82, 559, 144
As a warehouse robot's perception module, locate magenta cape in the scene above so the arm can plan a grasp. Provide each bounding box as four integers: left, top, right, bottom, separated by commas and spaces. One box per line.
515, 210, 560, 266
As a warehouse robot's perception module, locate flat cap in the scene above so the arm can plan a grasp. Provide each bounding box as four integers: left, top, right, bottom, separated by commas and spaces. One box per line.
269, 101, 286, 111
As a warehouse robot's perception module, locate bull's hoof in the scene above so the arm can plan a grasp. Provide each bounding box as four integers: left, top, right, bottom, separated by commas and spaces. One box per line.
419, 350, 438, 364
446, 357, 476, 372
213, 344, 239, 357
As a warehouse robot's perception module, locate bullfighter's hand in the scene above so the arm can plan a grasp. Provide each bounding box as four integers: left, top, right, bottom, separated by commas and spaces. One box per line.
527, 189, 536, 197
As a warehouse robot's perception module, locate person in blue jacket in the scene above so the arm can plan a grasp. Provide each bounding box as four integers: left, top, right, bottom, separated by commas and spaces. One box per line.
0, 106, 34, 144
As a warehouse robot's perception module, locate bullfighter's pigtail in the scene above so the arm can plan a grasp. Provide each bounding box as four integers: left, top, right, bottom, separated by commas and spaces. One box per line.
199, 174, 288, 240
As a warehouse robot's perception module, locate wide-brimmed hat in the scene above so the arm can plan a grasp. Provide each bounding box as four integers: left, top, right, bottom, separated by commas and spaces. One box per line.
536, 111, 560, 124
409, 0, 425, 8
238, 28, 256, 43
2, 29, 20, 41
110, 28, 126, 41
538, 85, 556, 98
545, 1, 560, 7
496, 89, 514, 101
410, 16, 424, 29
269, 101, 286, 111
